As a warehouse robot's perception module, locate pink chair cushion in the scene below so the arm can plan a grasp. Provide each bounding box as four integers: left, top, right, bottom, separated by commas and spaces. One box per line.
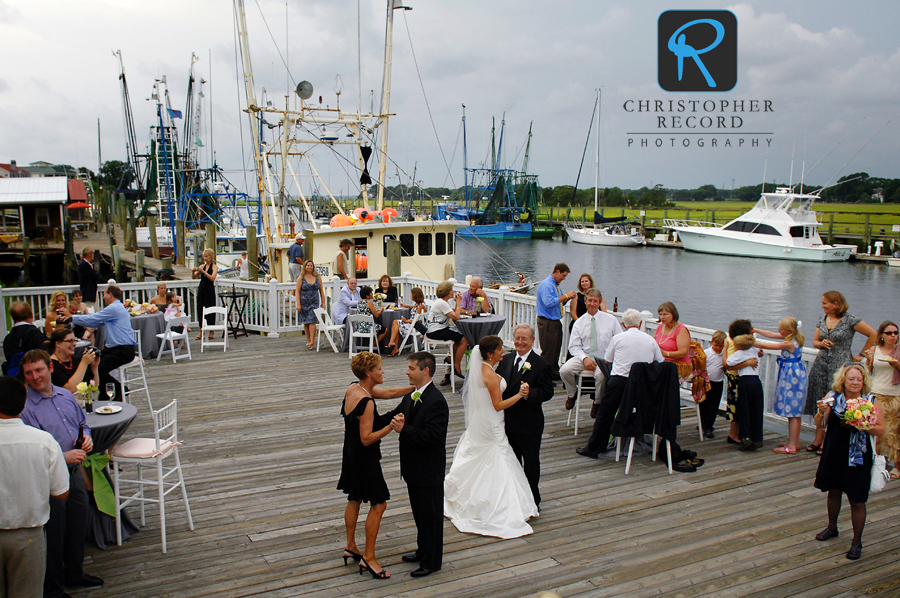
113, 437, 175, 459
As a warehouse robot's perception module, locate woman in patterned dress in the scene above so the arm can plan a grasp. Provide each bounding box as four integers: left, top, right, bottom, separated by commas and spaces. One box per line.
864, 320, 900, 479
355, 286, 388, 346
754, 317, 808, 454
295, 260, 325, 350
804, 291, 877, 453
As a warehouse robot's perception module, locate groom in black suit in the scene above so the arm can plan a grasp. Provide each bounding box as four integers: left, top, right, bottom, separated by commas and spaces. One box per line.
497, 324, 555, 508
388, 351, 449, 578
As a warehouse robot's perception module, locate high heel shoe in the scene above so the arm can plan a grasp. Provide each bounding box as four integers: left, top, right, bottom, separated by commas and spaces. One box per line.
342, 548, 362, 565
359, 557, 390, 579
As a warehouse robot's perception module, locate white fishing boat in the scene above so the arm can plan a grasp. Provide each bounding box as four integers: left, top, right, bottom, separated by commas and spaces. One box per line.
565, 89, 645, 247
664, 187, 852, 262
234, 0, 467, 282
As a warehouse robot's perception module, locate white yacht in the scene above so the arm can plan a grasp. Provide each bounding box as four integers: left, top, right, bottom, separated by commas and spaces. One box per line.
664, 188, 852, 262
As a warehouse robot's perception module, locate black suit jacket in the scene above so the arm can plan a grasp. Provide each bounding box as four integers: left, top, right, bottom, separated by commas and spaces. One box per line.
498, 350, 555, 436
78, 259, 100, 302
387, 382, 449, 487
611, 361, 681, 442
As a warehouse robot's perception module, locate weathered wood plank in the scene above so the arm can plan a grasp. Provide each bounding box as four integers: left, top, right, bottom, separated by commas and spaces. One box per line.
70, 334, 900, 598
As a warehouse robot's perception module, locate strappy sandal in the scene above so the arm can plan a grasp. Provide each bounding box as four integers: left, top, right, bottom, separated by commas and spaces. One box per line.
846, 542, 862, 560
889, 468, 900, 481
815, 527, 839, 541
806, 443, 821, 453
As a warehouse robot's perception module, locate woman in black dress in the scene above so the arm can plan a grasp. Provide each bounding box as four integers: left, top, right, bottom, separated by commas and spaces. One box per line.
377, 275, 399, 305
192, 248, 218, 340
813, 364, 885, 560
338, 352, 413, 579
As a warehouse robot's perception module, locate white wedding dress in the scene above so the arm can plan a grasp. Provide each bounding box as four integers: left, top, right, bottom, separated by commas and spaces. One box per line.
443, 348, 539, 538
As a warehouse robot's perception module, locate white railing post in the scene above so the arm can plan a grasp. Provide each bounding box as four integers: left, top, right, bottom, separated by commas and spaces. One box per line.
0, 291, 8, 338
267, 279, 280, 338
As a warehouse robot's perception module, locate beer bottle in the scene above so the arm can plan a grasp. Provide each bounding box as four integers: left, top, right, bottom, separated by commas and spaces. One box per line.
613, 296, 618, 312
75, 424, 85, 450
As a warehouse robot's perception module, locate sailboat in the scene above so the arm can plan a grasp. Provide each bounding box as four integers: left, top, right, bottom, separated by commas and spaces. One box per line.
564, 90, 645, 247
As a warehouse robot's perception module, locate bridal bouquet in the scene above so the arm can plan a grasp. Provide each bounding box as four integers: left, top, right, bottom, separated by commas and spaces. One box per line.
842, 397, 878, 431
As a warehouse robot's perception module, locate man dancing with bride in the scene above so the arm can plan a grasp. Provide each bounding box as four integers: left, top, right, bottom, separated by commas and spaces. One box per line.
443, 335, 541, 538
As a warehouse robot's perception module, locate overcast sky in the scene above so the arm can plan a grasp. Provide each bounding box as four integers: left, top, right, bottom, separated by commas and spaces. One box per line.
1, 0, 898, 195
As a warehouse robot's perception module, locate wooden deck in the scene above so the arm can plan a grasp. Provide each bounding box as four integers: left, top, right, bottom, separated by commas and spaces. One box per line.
73, 333, 900, 598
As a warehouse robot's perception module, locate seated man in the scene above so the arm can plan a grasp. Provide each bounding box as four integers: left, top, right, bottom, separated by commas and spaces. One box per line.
58, 285, 136, 401
19, 350, 104, 594
560, 288, 622, 417
333, 277, 360, 325
575, 309, 663, 458
2, 302, 47, 376
0, 375, 70, 598
458, 277, 492, 316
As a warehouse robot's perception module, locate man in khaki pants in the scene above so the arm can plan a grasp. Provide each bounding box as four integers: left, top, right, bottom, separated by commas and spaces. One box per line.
0, 375, 69, 598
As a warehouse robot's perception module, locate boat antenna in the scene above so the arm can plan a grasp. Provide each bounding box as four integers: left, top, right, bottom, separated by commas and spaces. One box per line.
594, 88, 601, 214
818, 119, 891, 190
788, 139, 795, 189
802, 116, 867, 182
569, 90, 600, 222
799, 130, 807, 195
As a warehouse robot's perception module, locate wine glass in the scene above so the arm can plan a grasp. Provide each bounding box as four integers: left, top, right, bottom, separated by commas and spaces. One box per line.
105, 383, 116, 401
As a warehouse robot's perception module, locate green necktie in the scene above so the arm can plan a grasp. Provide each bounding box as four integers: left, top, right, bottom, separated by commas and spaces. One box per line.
589, 316, 597, 355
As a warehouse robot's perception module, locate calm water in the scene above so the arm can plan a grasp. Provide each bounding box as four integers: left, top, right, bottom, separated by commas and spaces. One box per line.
456, 237, 900, 352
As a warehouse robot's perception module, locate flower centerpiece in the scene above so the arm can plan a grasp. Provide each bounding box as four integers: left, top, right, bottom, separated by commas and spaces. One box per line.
373, 292, 387, 309
74, 381, 99, 408
842, 397, 878, 431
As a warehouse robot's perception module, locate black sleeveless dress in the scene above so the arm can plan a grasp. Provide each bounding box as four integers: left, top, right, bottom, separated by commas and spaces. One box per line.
196, 263, 216, 325
337, 388, 391, 505
814, 404, 873, 504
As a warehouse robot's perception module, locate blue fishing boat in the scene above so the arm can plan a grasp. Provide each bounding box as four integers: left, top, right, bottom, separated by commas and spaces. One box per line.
435, 113, 537, 239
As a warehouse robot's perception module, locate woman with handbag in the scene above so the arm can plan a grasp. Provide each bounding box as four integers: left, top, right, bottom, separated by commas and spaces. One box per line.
812, 364, 885, 560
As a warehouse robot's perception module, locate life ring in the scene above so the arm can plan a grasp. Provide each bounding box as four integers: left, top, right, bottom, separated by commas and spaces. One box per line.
513, 212, 521, 223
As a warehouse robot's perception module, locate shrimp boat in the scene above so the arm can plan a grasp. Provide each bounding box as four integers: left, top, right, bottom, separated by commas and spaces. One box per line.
564, 90, 645, 247
233, 0, 466, 282
664, 187, 852, 262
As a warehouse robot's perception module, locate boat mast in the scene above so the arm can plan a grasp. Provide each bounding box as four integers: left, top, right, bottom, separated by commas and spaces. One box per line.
234, 0, 274, 262
594, 88, 601, 214
462, 105, 469, 209
375, 0, 411, 212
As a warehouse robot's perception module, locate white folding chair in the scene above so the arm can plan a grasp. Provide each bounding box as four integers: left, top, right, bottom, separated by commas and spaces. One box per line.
112, 400, 194, 553
314, 307, 344, 353
615, 426, 674, 475
33, 318, 46, 329
200, 306, 228, 353
397, 310, 424, 354
156, 316, 192, 363
119, 329, 151, 407
424, 336, 456, 393
348, 314, 380, 358
566, 372, 597, 436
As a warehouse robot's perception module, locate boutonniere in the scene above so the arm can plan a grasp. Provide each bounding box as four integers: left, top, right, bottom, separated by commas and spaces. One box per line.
522, 362, 531, 372
412, 391, 422, 403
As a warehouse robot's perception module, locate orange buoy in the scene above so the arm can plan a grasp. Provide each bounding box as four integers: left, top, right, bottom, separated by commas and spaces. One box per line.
330, 214, 353, 228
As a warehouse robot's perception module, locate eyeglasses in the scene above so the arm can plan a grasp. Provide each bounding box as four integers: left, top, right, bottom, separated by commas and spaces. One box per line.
64, 338, 77, 344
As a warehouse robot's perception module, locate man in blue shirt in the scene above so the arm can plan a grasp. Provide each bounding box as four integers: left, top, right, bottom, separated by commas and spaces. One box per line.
59, 285, 136, 401
288, 233, 305, 282
20, 350, 104, 595
535, 263, 576, 379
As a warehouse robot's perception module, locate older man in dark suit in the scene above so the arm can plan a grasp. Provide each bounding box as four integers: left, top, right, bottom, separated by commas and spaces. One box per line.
496, 324, 555, 509
388, 351, 449, 578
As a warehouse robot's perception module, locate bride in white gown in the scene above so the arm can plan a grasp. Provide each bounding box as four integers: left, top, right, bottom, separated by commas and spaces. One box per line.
444, 335, 539, 538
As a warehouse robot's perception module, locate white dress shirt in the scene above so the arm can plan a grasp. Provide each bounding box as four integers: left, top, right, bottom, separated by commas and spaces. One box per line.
0, 418, 69, 529
704, 346, 726, 382
605, 327, 665, 377
726, 347, 760, 376
513, 349, 533, 371
568, 310, 623, 362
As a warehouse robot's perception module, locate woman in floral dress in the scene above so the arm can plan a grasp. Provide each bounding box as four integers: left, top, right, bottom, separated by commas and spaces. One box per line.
804, 291, 877, 453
